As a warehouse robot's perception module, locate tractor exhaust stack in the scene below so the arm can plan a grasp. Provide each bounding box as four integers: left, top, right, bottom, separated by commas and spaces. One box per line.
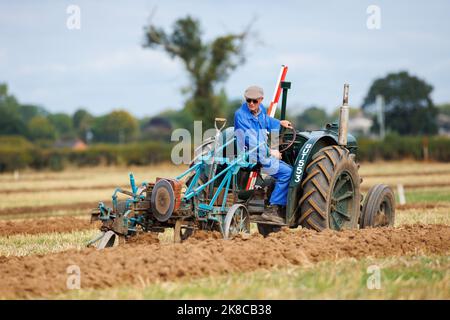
338, 84, 350, 146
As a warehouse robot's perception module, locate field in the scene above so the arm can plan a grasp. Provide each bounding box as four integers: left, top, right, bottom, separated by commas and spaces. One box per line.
0, 161, 449, 299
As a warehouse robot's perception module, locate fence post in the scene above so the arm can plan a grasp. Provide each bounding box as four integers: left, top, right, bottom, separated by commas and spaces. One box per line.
397, 184, 406, 205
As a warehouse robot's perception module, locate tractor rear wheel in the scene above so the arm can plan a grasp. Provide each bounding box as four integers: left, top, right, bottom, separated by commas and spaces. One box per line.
298, 145, 360, 231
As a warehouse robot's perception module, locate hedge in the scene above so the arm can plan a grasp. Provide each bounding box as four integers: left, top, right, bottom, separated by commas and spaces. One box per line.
0, 139, 172, 172
1, 135, 449, 172
357, 135, 450, 162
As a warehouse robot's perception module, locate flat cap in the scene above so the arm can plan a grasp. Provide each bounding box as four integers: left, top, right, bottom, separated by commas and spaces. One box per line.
244, 85, 264, 99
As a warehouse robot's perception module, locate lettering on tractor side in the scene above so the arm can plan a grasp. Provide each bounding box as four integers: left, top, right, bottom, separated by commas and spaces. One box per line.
294, 143, 312, 183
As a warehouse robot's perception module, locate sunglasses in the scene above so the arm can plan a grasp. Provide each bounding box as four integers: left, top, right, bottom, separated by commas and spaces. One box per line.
246, 98, 259, 104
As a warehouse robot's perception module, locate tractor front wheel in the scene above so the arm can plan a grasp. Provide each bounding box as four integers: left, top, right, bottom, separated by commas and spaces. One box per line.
360, 184, 395, 228
298, 145, 360, 231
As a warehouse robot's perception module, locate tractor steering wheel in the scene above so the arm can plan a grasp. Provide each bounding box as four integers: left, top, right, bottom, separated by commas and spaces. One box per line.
278, 124, 297, 153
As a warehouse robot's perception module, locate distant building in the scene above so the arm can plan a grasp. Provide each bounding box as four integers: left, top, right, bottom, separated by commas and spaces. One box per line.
53, 139, 87, 150
142, 117, 172, 140
437, 113, 450, 136
348, 111, 373, 136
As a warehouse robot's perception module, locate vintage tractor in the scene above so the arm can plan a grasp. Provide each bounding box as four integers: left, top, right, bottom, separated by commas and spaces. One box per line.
88, 81, 395, 249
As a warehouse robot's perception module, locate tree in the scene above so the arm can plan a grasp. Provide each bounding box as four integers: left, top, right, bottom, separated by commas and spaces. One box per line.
362, 71, 438, 135
437, 103, 450, 116
143, 15, 248, 129
92, 110, 139, 143
18, 104, 49, 123
28, 116, 57, 141
48, 113, 75, 139
158, 108, 194, 130
0, 83, 27, 136
329, 106, 360, 121
295, 106, 330, 130
73, 109, 94, 142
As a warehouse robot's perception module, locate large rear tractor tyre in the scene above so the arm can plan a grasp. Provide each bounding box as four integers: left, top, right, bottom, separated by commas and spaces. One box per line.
298, 145, 361, 231
360, 184, 395, 228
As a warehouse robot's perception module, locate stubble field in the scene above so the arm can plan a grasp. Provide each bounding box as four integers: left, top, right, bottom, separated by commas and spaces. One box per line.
0, 161, 448, 299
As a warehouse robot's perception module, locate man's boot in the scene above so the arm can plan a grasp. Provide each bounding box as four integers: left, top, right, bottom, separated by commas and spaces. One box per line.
261, 205, 285, 224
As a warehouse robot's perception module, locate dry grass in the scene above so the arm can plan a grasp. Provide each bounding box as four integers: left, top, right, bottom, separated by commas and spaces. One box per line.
0, 189, 111, 209
362, 174, 450, 189
359, 161, 450, 176
0, 208, 89, 220
396, 206, 450, 226
0, 163, 185, 192
0, 229, 98, 257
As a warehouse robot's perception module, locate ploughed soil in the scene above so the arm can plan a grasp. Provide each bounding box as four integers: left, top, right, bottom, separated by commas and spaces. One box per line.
0, 224, 448, 299
0, 217, 99, 237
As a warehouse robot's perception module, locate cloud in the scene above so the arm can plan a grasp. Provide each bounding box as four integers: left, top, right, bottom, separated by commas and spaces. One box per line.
86, 47, 179, 72
14, 47, 180, 77
0, 49, 7, 65
17, 63, 69, 76
275, 53, 331, 69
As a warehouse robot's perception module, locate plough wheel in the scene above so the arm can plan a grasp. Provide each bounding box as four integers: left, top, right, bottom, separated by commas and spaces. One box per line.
174, 220, 194, 243
223, 204, 250, 239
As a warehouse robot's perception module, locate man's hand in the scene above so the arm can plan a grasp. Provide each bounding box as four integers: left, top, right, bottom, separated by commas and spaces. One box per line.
270, 149, 282, 160
280, 120, 293, 129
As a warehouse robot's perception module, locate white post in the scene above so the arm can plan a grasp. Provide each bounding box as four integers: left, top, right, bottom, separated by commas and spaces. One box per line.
397, 184, 406, 205
376, 94, 385, 140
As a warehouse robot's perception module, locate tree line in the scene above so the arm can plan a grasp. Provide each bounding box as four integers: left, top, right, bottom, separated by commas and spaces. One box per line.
0, 83, 144, 145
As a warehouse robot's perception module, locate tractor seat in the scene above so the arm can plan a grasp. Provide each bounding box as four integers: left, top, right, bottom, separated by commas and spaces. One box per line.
212, 126, 276, 200
237, 166, 275, 201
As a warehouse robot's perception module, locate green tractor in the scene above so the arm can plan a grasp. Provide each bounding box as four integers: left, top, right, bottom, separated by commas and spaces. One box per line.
89, 82, 395, 248
194, 82, 395, 237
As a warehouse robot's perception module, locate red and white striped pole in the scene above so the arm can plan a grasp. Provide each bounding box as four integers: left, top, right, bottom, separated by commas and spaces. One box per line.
267, 65, 288, 118
245, 171, 258, 190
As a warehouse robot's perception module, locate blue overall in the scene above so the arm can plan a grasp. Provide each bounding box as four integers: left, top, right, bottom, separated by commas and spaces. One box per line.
234, 102, 293, 206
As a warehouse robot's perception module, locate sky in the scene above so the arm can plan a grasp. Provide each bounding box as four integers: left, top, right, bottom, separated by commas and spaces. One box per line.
0, 0, 449, 118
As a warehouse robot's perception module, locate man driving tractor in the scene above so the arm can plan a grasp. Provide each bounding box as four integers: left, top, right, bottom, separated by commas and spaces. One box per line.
234, 85, 293, 224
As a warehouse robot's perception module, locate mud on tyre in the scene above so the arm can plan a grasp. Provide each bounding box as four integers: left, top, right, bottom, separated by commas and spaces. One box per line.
297, 145, 360, 231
